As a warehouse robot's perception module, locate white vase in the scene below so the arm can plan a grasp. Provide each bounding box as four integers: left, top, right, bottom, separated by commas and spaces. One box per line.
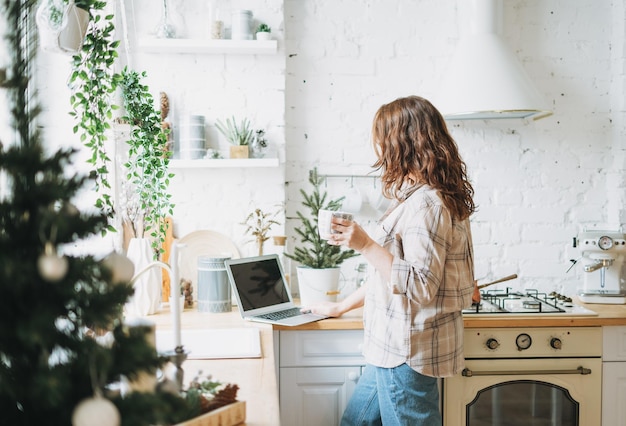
296, 266, 342, 306
125, 238, 162, 317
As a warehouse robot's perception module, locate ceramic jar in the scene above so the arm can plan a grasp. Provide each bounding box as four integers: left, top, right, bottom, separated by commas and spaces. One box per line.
231, 9, 253, 40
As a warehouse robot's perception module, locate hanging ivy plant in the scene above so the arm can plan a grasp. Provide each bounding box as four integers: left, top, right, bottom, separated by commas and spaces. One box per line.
118, 67, 174, 256
68, 0, 120, 229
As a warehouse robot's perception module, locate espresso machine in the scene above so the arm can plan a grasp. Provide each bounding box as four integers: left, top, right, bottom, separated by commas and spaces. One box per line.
575, 229, 626, 304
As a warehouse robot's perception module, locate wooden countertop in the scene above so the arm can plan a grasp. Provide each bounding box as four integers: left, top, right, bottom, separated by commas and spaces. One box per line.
149, 308, 280, 426
272, 299, 626, 331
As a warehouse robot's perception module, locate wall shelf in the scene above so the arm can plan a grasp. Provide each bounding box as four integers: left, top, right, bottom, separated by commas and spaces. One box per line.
138, 38, 278, 55
169, 157, 279, 169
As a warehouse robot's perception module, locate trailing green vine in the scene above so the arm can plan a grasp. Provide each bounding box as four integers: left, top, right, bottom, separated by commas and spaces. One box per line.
68, 1, 120, 229
119, 67, 174, 256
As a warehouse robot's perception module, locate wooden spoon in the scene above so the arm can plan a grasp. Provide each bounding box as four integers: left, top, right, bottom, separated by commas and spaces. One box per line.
472, 274, 518, 304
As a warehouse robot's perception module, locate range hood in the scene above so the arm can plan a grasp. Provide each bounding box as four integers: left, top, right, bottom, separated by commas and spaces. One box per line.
435, 0, 552, 121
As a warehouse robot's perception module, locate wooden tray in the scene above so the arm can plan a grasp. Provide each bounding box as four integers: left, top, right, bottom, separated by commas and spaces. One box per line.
175, 401, 246, 426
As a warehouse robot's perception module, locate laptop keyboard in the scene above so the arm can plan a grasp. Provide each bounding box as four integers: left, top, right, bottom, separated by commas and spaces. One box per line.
256, 307, 303, 321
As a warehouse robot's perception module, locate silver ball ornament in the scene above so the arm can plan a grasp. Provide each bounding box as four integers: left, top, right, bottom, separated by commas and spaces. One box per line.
37, 242, 68, 282
102, 251, 135, 284
72, 396, 120, 426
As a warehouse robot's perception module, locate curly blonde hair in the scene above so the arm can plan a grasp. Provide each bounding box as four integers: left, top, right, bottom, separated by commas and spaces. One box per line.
371, 96, 475, 221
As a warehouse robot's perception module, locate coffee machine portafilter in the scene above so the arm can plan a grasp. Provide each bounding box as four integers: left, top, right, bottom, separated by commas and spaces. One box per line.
575, 230, 626, 304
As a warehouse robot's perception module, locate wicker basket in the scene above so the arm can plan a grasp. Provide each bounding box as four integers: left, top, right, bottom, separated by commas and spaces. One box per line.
175, 401, 246, 426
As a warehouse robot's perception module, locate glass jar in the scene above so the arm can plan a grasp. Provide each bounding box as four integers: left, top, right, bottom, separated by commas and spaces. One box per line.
208, 0, 223, 39
154, 0, 177, 39
355, 263, 368, 289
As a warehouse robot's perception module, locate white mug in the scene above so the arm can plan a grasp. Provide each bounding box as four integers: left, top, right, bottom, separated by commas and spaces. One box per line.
318, 209, 353, 240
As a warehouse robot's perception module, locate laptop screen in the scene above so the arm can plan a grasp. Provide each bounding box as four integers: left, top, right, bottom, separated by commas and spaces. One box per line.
228, 256, 291, 311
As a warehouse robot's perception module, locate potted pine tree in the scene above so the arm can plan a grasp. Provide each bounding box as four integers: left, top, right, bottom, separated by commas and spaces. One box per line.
286, 168, 358, 305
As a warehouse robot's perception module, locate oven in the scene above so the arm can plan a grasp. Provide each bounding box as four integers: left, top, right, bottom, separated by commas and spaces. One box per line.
443, 289, 601, 426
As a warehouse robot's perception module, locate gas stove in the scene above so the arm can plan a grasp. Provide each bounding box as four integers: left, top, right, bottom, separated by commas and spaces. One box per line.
463, 288, 597, 316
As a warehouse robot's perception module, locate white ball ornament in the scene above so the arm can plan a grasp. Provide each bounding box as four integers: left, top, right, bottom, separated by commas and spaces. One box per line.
37, 242, 68, 282
72, 396, 121, 426
102, 251, 135, 284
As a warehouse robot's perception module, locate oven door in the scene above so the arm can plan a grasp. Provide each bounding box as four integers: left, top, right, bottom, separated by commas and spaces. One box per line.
443, 357, 602, 426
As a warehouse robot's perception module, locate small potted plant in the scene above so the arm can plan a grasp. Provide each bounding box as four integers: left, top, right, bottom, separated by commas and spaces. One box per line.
36, 0, 91, 54
242, 207, 281, 256
250, 129, 268, 158
215, 116, 254, 159
286, 168, 358, 305
255, 23, 271, 40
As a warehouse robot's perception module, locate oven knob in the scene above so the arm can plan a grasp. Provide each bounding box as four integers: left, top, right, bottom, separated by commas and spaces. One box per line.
550, 337, 562, 350
486, 338, 500, 350
515, 333, 532, 350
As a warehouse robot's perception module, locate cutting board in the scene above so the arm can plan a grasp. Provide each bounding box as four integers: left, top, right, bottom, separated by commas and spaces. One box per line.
161, 217, 174, 301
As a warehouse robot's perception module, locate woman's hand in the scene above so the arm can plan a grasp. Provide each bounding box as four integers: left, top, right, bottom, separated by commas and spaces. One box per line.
301, 286, 367, 318
328, 216, 394, 282
328, 216, 372, 252
301, 301, 345, 318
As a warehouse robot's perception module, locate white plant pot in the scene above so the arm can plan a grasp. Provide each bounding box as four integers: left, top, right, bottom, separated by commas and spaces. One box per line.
256, 32, 271, 41
36, 0, 90, 54
125, 238, 162, 317
296, 266, 342, 306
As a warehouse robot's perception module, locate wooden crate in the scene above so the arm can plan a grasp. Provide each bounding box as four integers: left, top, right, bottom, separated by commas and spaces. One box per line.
175, 401, 246, 426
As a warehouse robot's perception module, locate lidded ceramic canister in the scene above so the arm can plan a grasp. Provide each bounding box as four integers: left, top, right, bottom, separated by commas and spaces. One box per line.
231, 9, 253, 40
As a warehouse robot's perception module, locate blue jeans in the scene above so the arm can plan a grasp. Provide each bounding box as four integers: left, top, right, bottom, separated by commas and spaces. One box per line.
341, 363, 441, 426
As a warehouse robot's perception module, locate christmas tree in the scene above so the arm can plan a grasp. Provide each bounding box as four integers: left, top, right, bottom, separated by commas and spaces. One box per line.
0, 1, 194, 424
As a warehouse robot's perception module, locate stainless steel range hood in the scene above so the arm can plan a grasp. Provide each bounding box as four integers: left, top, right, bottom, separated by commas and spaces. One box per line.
435, 0, 552, 121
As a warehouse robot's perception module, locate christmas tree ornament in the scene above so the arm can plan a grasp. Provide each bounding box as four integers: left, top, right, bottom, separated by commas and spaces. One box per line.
71, 395, 120, 426
61, 201, 80, 217
102, 251, 135, 284
122, 318, 158, 393
37, 242, 69, 282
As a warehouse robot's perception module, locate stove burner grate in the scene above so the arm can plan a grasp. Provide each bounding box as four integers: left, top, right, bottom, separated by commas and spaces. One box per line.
464, 288, 575, 314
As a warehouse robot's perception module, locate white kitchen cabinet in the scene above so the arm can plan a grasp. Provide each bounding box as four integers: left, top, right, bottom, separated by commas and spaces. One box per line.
602, 326, 626, 426
280, 366, 361, 426
278, 329, 365, 425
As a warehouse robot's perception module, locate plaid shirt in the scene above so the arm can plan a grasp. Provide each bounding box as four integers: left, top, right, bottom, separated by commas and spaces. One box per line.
362, 185, 474, 377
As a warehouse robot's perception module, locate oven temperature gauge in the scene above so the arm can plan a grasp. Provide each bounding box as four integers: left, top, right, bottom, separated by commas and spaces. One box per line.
515, 333, 532, 350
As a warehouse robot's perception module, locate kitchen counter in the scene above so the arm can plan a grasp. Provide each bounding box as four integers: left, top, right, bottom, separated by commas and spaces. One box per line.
272, 298, 626, 330
147, 299, 626, 425
149, 308, 280, 426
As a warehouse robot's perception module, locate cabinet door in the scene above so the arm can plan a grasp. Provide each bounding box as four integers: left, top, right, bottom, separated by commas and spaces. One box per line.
603, 362, 626, 426
280, 366, 361, 426
603, 326, 626, 361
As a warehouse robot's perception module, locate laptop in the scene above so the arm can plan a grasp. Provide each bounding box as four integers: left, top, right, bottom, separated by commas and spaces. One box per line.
224, 254, 328, 326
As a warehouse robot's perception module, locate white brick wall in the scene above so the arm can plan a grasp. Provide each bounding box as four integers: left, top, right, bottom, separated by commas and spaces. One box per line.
284, 0, 624, 296
10, 0, 625, 297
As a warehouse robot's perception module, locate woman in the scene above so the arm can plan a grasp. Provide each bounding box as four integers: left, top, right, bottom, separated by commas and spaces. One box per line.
307, 96, 475, 425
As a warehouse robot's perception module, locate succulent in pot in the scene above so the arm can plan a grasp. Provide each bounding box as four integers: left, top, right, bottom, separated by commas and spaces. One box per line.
255, 23, 271, 40
215, 116, 254, 158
